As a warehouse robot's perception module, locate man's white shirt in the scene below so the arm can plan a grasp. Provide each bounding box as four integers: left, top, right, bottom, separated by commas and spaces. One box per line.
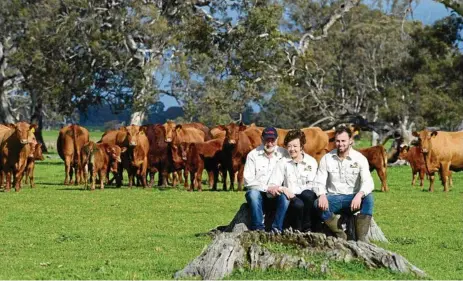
243, 145, 289, 192
312, 148, 374, 197
268, 152, 318, 195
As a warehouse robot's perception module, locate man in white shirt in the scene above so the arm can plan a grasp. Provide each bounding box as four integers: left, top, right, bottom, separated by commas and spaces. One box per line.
268, 129, 319, 232
313, 126, 374, 242
244, 127, 289, 232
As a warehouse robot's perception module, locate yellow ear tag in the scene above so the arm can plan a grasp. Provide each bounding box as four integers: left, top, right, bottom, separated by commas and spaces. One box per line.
30, 128, 35, 134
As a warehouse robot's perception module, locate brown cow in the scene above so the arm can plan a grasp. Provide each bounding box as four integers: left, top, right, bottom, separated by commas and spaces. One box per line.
413, 130, 463, 192
100, 125, 140, 186
144, 124, 171, 187
358, 145, 389, 192
57, 124, 89, 185
165, 123, 207, 187
24, 143, 44, 188
300, 127, 330, 163
398, 145, 427, 188
0, 122, 38, 192
81, 141, 125, 190
221, 123, 253, 191
179, 137, 225, 191
127, 128, 150, 188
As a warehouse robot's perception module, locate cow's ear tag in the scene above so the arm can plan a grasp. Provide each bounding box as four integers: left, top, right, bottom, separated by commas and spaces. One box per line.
30, 128, 35, 134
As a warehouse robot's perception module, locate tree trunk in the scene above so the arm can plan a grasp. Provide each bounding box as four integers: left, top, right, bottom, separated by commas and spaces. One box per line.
176, 221, 426, 280
130, 111, 145, 126
30, 90, 48, 152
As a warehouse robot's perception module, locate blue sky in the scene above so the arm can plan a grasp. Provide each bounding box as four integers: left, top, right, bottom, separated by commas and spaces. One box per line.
159, 0, 455, 109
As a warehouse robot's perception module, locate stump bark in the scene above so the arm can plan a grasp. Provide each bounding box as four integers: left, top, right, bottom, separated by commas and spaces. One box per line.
175, 224, 425, 280
175, 204, 425, 280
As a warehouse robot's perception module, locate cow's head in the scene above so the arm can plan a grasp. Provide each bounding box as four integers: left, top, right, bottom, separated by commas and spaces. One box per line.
224, 123, 246, 145
14, 122, 37, 145
125, 125, 141, 147
128, 128, 146, 147
179, 142, 190, 161
413, 130, 437, 155
398, 145, 410, 160
164, 121, 176, 143
106, 145, 126, 173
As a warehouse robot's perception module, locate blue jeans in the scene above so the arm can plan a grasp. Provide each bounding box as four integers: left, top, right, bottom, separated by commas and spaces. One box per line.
245, 189, 290, 231
314, 193, 374, 221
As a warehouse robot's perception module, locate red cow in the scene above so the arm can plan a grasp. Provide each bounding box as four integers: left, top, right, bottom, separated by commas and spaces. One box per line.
24, 143, 44, 188
57, 124, 89, 185
144, 124, 171, 187
81, 141, 125, 190
398, 145, 426, 187
0, 122, 38, 192
127, 129, 150, 188
413, 130, 463, 192
221, 123, 253, 191
358, 145, 389, 192
179, 137, 224, 191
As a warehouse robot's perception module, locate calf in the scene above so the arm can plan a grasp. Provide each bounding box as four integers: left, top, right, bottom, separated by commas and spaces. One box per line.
398, 145, 426, 187
81, 141, 125, 190
179, 138, 224, 191
358, 145, 388, 192
24, 143, 44, 188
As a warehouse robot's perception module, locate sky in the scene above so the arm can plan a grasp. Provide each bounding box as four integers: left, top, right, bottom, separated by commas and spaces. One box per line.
159, 0, 455, 110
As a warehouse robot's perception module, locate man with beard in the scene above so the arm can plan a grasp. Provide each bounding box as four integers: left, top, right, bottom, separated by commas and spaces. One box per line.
244, 127, 289, 232
313, 125, 374, 242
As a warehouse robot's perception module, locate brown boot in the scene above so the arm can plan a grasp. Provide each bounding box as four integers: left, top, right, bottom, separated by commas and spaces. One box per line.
355, 214, 372, 242
324, 215, 347, 240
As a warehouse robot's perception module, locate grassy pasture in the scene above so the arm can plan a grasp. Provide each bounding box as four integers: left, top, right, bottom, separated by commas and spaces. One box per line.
0, 130, 462, 279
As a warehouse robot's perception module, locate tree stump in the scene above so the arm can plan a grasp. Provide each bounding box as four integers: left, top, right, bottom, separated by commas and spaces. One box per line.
215, 203, 388, 243
175, 224, 425, 280
175, 204, 424, 280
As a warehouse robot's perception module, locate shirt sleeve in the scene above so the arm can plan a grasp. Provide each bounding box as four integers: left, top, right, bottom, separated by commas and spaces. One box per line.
312, 155, 328, 196
358, 156, 374, 196
243, 152, 267, 192
268, 160, 285, 188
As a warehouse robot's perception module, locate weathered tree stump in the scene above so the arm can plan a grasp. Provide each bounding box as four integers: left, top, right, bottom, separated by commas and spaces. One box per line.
175, 204, 424, 280
215, 203, 388, 243
175, 224, 426, 280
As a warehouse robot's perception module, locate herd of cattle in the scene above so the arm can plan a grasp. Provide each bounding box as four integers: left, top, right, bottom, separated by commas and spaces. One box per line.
0, 121, 461, 193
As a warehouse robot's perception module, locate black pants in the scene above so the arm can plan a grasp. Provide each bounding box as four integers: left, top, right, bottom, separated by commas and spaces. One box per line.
284, 189, 319, 231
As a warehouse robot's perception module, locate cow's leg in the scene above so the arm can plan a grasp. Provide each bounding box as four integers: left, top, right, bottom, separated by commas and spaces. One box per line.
211, 167, 219, 191
29, 163, 35, 188
449, 172, 453, 188
188, 170, 194, 191
229, 169, 235, 191
0, 171, 3, 188
99, 170, 105, 190
221, 167, 228, 191
197, 166, 204, 192
377, 168, 388, 192
237, 165, 244, 191
5, 170, 12, 192
418, 170, 424, 187
91, 170, 96, 191
442, 162, 451, 192
428, 172, 435, 192
177, 170, 184, 184
411, 170, 416, 186
183, 168, 189, 189
24, 164, 30, 184
64, 156, 72, 185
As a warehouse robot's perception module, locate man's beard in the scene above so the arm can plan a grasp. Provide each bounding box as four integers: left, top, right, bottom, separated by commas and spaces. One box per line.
264, 145, 275, 153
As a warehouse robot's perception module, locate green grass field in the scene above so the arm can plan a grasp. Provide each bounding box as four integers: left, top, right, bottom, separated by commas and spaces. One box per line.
0, 131, 462, 279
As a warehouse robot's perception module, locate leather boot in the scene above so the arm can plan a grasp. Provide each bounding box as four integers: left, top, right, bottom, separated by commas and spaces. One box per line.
355, 214, 372, 242
324, 215, 347, 240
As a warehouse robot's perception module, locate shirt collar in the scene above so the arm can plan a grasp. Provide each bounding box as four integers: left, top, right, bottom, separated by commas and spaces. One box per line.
257, 145, 281, 158
287, 152, 309, 165
331, 148, 353, 161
